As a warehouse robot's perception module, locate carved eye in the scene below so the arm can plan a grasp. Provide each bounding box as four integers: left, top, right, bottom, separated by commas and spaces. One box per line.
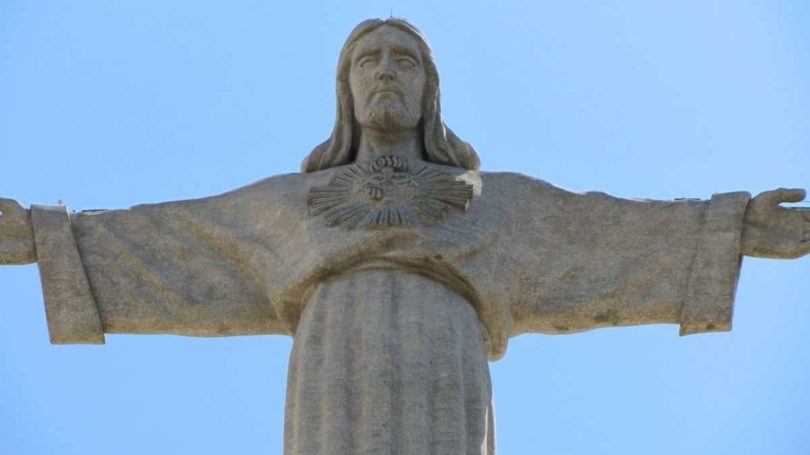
397, 57, 416, 68
357, 56, 376, 68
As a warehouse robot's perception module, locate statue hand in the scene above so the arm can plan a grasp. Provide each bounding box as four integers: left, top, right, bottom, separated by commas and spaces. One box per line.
0, 198, 36, 265
741, 188, 810, 259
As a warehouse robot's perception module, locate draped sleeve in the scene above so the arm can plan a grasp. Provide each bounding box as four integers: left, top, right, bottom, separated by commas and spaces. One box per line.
474, 174, 751, 344
30, 176, 305, 344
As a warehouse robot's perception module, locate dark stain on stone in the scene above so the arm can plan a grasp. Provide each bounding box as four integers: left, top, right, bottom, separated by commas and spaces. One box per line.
593, 310, 620, 325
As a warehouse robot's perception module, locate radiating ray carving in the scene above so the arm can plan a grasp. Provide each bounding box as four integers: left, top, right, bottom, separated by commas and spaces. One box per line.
307, 156, 474, 229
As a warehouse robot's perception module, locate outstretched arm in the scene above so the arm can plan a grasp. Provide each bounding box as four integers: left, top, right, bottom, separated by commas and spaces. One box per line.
741, 188, 810, 259
1, 179, 300, 344
496, 175, 751, 339
508, 184, 808, 340
0, 198, 36, 265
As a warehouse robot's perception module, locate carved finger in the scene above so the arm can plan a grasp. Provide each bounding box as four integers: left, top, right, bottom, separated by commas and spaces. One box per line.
0, 198, 23, 217
0, 198, 14, 214
756, 188, 806, 207
776, 188, 806, 204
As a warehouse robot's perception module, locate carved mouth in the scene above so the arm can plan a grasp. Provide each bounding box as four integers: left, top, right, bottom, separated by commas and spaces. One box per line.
373, 89, 401, 98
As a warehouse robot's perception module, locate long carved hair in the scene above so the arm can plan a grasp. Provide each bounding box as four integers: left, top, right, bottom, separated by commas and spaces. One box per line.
300, 18, 480, 173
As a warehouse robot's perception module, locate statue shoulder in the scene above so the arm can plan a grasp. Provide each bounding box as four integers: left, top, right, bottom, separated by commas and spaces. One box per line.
195, 170, 337, 214
220, 171, 311, 198
83, 171, 315, 216
181, 170, 334, 206
478, 171, 570, 200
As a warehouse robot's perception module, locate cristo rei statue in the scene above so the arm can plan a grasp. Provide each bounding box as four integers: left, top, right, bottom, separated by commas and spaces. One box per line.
1, 18, 808, 455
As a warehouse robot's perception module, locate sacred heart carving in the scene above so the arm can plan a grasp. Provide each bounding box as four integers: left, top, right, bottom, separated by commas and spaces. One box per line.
307, 156, 474, 229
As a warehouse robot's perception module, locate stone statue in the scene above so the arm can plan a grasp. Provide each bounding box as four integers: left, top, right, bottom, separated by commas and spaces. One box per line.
1, 18, 808, 455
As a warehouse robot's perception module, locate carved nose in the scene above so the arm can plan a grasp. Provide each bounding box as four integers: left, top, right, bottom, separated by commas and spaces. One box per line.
376, 68, 395, 81
376, 57, 397, 80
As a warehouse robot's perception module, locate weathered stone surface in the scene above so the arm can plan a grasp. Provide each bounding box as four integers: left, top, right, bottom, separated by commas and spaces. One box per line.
1, 16, 809, 455
308, 155, 475, 228
29, 165, 750, 454
31, 205, 104, 344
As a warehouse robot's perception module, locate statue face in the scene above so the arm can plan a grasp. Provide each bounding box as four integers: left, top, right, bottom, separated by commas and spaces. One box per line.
348, 25, 426, 132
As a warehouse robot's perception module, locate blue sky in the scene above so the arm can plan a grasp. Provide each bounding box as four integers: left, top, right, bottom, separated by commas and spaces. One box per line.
1, 1, 808, 454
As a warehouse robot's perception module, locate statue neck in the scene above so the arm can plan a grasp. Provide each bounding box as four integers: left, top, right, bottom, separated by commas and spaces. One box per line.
355, 127, 424, 163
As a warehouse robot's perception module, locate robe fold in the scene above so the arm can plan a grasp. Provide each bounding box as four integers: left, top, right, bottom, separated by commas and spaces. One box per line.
29, 163, 750, 455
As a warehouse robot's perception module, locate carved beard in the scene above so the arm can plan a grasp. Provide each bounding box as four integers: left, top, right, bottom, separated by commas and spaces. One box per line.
357, 95, 421, 132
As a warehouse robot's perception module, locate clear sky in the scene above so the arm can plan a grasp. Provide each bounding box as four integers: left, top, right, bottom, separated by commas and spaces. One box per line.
1, 1, 809, 454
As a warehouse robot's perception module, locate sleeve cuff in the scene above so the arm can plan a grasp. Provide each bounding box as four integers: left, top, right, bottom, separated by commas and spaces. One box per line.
31, 205, 105, 344
679, 191, 750, 336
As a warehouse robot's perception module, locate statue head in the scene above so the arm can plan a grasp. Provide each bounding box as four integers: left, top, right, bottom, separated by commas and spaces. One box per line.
301, 18, 480, 173
348, 23, 426, 136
